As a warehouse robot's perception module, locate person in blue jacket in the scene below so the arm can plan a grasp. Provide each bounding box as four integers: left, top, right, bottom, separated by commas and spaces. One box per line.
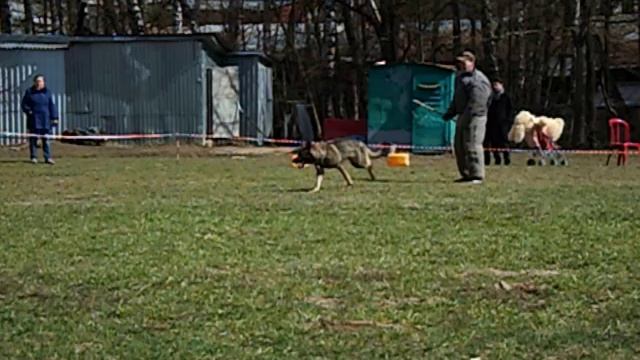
21, 74, 59, 164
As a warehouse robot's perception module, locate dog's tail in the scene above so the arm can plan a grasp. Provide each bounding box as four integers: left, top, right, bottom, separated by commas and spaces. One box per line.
367, 143, 397, 159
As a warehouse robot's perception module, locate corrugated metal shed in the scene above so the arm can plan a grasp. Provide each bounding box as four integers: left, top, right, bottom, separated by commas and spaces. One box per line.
1, 35, 273, 146
0, 39, 67, 145
227, 52, 273, 145
64, 40, 206, 138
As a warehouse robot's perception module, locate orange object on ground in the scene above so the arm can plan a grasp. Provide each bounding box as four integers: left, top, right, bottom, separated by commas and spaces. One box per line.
387, 152, 410, 167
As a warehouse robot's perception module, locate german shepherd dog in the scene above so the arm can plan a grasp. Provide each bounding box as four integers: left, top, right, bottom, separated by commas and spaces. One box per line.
291, 138, 396, 193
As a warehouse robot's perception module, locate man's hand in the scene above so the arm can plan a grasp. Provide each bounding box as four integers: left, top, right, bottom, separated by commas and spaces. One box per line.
52, 119, 59, 127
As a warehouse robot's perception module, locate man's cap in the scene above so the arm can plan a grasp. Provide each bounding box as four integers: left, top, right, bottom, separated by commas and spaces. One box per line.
456, 51, 476, 63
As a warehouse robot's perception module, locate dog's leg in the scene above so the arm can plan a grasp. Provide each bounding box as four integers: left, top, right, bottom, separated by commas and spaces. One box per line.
362, 150, 376, 181
309, 166, 324, 193
337, 164, 354, 186
367, 166, 376, 181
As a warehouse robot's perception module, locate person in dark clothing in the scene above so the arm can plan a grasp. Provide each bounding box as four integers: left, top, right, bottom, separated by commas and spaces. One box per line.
21, 74, 59, 164
484, 79, 513, 165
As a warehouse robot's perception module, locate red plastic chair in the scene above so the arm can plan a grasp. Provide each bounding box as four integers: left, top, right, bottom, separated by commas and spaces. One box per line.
606, 118, 640, 166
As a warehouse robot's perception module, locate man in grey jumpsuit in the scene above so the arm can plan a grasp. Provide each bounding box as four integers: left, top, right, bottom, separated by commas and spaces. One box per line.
443, 51, 492, 184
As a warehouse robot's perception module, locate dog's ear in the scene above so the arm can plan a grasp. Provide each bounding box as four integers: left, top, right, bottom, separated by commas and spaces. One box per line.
309, 142, 327, 160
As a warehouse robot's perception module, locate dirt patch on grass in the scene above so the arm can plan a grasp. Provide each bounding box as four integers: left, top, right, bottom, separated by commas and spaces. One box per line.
317, 318, 407, 332
353, 268, 395, 283
305, 296, 341, 309
377, 295, 450, 309
461, 268, 562, 279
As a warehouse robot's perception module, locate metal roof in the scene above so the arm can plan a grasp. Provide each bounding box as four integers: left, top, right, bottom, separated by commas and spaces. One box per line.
0, 42, 69, 50
0, 34, 69, 50
226, 51, 272, 67
0, 34, 270, 62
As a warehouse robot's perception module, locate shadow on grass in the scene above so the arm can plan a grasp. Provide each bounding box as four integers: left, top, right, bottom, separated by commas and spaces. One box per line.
367, 178, 423, 184
286, 188, 313, 193
0, 159, 36, 164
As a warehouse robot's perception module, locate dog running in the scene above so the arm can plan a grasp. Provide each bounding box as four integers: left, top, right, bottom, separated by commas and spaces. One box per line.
291, 138, 396, 193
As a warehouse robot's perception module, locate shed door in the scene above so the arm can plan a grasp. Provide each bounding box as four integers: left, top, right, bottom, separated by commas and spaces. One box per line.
411, 73, 455, 153
206, 68, 214, 136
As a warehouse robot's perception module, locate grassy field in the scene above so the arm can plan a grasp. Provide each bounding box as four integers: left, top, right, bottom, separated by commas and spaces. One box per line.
1, 145, 639, 359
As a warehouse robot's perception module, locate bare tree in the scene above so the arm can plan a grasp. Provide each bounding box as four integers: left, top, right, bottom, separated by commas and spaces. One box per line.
529, 0, 554, 109
325, 0, 339, 116
75, 0, 89, 35
55, 0, 65, 33
451, 1, 461, 56
0, 0, 11, 33
23, 0, 35, 33
569, 0, 586, 145
181, 0, 199, 33
128, 0, 145, 35
173, 0, 183, 33
584, 1, 597, 147
102, 0, 119, 35
481, 0, 499, 79
342, 0, 365, 118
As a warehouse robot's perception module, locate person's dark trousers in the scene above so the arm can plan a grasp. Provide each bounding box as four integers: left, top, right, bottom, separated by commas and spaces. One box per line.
29, 128, 51, 161
484, 125, 510, 165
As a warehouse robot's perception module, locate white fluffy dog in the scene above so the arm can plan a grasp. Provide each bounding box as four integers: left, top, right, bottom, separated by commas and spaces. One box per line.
508, 110, 568, 166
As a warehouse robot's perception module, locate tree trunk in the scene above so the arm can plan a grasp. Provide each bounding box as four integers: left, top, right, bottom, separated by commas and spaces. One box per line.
115, 0, 130, 34
0, 0, 11, 33
96, 0, 103, 34
516, 1, 527, 106
531, 0, 554, 108
374, 0, 398, 62
571, 0, 586, 146
103, 0, 118, 35
23, 0, 34, 33
343, 0, 364, 118
430, 14, 439, 62
128, 0, 144, 35
585, 32, 597, 147
417, 1, 424, 62
451, 1, 461, 56
75, 0, 88, 35
178, 0, 198, 33
325, 0, 338, 117
506, 0, 513, 95
470, 15, 477, 50
44, 0, 49, 33
55, 0, 64, 33
558, 0, 576, 109
481, 0, 499, 80
173, 0, 183, 33
599, 0, 628, 120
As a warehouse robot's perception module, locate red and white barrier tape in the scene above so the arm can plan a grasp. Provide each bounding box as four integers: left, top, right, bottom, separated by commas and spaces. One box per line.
1, 131, 638, 155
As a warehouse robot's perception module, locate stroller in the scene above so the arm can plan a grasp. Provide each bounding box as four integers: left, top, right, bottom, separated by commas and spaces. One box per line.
525, 123, 569, 166
509, 111, 569, 166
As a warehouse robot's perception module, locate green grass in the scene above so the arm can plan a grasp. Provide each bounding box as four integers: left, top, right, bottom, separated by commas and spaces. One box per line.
1, 149, 640, 359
